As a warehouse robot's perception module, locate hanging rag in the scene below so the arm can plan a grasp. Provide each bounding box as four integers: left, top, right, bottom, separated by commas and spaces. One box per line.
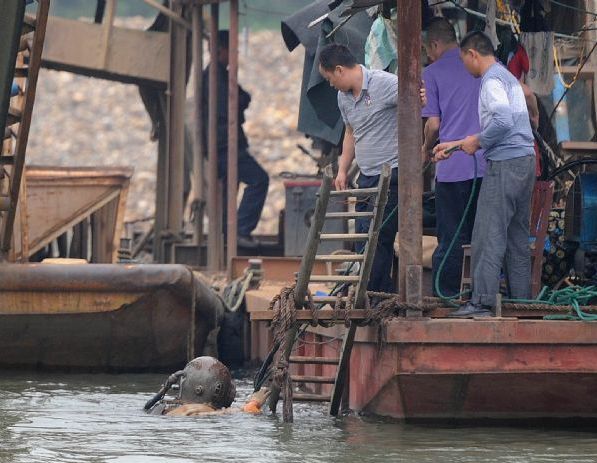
520, 31, 554, 96
484, 0, 500, 50
365, 14, 397, 72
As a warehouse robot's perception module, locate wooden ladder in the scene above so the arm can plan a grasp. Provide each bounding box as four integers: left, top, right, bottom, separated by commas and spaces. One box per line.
0, 0, 50, 261
269, 163, 391, 418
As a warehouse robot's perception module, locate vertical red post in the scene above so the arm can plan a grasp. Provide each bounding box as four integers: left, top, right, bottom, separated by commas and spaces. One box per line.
227, 0, 239, 263
397, 0, 423, 304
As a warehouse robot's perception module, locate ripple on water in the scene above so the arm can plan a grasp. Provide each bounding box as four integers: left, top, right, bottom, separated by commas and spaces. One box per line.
1, 372, 597, 463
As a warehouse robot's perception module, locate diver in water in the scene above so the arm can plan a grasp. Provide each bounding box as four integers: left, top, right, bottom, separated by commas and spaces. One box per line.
145, 356, 270, 416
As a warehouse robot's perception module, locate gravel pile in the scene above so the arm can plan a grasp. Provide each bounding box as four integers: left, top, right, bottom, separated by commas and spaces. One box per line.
27, 22, 318, 235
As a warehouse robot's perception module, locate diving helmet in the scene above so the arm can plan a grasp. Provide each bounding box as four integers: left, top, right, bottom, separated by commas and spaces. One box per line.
178, 356, 236, 408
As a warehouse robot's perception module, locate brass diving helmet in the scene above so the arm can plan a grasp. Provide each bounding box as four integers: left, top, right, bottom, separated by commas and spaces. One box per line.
178, 356, 236, 408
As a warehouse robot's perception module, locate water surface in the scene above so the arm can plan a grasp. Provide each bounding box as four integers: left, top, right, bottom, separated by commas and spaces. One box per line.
1, 372, 596, 463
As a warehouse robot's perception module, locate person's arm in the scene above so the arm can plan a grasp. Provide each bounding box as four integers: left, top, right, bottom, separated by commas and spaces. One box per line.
433, 134, 480, 161
422, 116, 440, 162
420, 72, 440, 161
241, 387, 270, 414
478, 78, 514, 150
335, 125, 355, 191
521, 81, 539, 129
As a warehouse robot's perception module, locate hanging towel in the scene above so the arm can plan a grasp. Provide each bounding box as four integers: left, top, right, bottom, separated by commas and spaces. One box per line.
520, 31, 554, 95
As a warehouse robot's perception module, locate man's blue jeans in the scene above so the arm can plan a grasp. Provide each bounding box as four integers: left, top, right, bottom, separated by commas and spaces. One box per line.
355, 167, 399, 293
218, 149, 269, 237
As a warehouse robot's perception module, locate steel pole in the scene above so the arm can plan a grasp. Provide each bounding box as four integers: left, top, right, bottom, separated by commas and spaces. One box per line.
397, 0, 423, 304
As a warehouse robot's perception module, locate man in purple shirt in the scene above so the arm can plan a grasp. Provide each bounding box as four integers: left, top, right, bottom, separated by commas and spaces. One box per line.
422, 17, 487, 297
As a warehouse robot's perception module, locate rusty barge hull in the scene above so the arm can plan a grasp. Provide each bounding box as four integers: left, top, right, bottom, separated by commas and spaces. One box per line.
0, 264, 224, 372
299, 319, 597, 420
245, 281, 597, 421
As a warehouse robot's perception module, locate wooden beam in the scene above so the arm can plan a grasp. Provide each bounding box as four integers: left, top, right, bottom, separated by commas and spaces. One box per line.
42, 17, 169, 86
191, 5, 205, 250
227, 0, 239, 264
207, 3, 220, 270
166, 1, 187, 244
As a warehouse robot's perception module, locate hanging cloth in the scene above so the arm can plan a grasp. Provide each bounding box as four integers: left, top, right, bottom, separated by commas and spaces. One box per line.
507, 44, 530, 80
365, 14, 397, 72
520, 31, 555, 96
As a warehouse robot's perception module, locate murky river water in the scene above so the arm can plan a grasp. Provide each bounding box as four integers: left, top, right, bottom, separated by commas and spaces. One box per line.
1, 372, 597, 463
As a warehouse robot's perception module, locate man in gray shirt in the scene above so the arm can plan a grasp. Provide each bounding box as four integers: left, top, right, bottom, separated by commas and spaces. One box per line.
318, 44, 398, 293
434, 31, 535, 317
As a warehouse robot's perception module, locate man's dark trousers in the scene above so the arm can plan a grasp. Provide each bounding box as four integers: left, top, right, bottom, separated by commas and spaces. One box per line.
218, 148, 269, 237
355, 167, 398, 293
432, 178, 481, 297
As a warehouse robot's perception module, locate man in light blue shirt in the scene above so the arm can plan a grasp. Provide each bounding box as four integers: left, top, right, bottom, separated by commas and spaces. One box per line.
434, 31, 535, 318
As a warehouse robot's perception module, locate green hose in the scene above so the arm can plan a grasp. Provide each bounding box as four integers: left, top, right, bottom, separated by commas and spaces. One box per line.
433, 147, 479, 307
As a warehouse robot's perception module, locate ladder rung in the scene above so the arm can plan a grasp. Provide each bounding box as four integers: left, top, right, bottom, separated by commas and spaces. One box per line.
0, 196, 11, 212
14, 67, 28, 78
7, 107, 22, 125
314, 254, 364, 262
23, 14, 37, 31
319, 233, 368, 241
330, 187, 378, 196
289, 356, 340, 365
0, 156, 15, 165
287, 393, 330, 402
312, 295, 348, 303
291, 375, 336, 384
310, 275, 359, 283
325, 211, 374, 219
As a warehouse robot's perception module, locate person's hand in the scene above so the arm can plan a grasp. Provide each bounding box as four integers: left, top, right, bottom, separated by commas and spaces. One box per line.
432, 141, 461, 162
334, 171, 348, 191
460, 135, 480, 155
249, 387, 271, 406
420, 81, 427, 107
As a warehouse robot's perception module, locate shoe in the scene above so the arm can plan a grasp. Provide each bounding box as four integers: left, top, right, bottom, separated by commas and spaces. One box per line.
449, 302, 494, 318
237, 235, 260, 249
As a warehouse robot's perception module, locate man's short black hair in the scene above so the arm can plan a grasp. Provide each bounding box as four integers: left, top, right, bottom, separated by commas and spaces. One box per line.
319, 44, 358, 71
425, 17, 457, 44
459, 30, 495, 56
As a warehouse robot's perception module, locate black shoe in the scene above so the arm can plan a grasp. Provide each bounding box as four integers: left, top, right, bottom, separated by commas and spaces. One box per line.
449, 302, 494, 318
237, 235, 260, 249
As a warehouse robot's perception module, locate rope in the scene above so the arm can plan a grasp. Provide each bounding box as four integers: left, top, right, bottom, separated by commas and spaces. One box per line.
223, 270, 254, 312
270, 285, 300, 347
548, 38, 597, 122
554, 42, 586, 90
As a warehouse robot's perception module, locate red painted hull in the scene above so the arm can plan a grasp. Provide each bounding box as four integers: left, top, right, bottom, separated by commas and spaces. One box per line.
254, 319, 597, 420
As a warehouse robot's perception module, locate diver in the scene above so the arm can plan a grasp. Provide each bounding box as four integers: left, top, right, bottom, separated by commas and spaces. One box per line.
144, 356, 270, 416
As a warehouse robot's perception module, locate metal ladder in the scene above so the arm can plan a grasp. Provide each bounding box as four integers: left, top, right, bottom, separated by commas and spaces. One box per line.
270, 163, 391, 418
0, 0, 50, 261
